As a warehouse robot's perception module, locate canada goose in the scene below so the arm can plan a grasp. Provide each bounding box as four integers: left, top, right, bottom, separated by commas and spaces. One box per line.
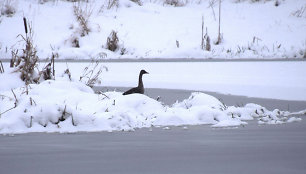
123, 70, 149, 95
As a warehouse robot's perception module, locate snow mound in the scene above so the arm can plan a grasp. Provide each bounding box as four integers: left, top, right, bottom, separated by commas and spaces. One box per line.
173, 92, 223, 109
0, 68, 24, 91
0, 73, 303, 134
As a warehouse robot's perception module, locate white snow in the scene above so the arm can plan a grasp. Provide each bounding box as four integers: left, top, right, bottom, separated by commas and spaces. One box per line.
0, 68, 24, 91
0, 67, 303, 134
0, 0, 305, 59
0, 0, 305, 134
287, 117, 302, 123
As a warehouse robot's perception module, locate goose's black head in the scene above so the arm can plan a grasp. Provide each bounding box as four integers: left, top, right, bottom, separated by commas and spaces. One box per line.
140, 69, 149, 75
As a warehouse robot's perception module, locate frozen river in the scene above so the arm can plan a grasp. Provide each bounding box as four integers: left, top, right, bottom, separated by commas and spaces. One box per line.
0, 88, 305, 174
2, 59, 306, 101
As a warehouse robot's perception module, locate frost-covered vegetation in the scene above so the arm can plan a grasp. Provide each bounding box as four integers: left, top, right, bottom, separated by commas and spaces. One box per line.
0, 0, 305, 59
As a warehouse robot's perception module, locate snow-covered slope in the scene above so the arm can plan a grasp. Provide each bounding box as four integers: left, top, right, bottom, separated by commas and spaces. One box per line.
0, 0, 305, 59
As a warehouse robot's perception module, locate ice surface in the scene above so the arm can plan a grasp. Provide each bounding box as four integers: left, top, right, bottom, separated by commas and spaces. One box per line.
1, 118, 306, 174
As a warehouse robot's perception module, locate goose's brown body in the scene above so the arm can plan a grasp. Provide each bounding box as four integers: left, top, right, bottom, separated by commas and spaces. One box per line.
123, 70, 149, 95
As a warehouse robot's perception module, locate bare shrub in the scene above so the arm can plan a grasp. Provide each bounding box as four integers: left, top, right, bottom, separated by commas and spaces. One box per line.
120, 47, 127, 55
11, 18, 39, 84
207, 0, 218, 21
130, 0, 142, 6
106, 30, 119, 52
71, 36, 80, 47
41, 63, 53, 80
73, 2, 92, 37
107, 0, 119, 9
10, 17, 55, 83
163, 0, 186, 7
41, 54, 56, 81
79, 60, 108, 88
201, 16, 211, 51
1, 0, 16, 17
292, 5, 306, 18
63, 68, 72, 81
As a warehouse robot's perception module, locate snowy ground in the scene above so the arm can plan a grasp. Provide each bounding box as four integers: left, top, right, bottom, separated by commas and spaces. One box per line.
0, 0, 305, 59
0, 61, 305, 134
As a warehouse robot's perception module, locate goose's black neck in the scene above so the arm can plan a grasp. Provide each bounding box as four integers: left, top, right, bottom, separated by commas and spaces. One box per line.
138, 72, 144, 88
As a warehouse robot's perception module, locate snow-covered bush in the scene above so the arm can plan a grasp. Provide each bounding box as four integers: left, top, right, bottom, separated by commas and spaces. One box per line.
10, 18, 40, 84
0, 0, 16, 17
106, 30, 119, 52
1, 0, 16, 16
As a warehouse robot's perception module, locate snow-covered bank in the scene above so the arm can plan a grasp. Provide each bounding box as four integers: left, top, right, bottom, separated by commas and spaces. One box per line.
0, 69, 304, 134
0, 0, 305, 59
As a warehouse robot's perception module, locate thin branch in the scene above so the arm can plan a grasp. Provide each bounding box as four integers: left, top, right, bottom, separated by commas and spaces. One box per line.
0, 61, 4, 73
0, 106, 16, 117
11, 89, 18, 107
